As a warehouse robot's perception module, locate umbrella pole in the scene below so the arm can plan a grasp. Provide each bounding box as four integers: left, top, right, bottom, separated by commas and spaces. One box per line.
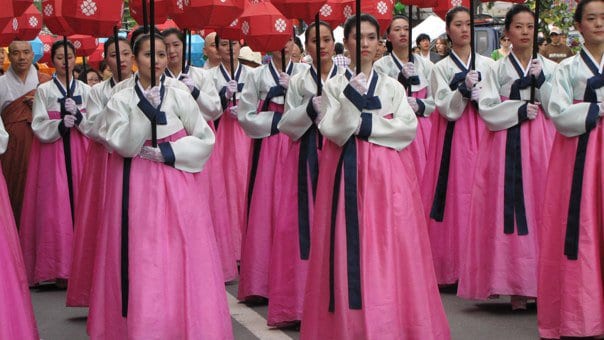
114, 26, 123, 81
315, 14, 322, 96
229, 41, 236, 105
182, 29, 188, 74
355, 0, 360, 75
62, 36, 74, 222
188, 31, 192, 68
142, 0, 149, 33
408, 5, 413, 61
469, 0, 476, 70
150, 0, 157, 147
530, 0, 540, 103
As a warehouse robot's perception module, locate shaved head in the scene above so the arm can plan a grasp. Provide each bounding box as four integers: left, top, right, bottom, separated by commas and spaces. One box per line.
8, 40, 32, 54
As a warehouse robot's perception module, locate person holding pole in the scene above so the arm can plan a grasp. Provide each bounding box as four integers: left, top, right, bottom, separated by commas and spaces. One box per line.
19, 40, 91, 287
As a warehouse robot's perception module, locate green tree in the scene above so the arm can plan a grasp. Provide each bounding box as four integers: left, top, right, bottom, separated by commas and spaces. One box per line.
524, 0, 574, 36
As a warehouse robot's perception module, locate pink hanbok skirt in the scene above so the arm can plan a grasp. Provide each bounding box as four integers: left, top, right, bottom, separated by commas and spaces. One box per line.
87, 130, 233, 339
406, 87, 432, 178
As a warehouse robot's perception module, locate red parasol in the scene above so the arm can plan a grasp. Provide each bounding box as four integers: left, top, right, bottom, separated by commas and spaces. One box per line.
60, 0, 123, 37
68, 34, 98, 57
271, 0, 327, 23
433, 0, 470, 20
86, 42, 104, 69
172, 0, 244, 30
0, 19, 19, 46
130, 0, 171, 26
216, 17, 243, 41
156, 18, 179, 31
0, 2, 15, 33
358, 0, 393, 35
16, 4, 42, 41
319, 0, 354, 28
41, 0, 75, 35
13, 0, 33, 17
38, 34, 57, 64
239, 0, 292, 53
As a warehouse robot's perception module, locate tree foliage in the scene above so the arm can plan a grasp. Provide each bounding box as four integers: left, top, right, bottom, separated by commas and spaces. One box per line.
525, 0, 575, 36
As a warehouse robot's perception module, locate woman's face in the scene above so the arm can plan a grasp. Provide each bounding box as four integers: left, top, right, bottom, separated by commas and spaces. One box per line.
86, 71, 100, 86
345, 21, 379, 64
164, 32, 183, 68
136, 38, 168, 84
435, 39, 448, 54
105, 40, 134, 78
506, 12, 534, 50
387, 18, 410, 50
306, 25, 335, 65
52, 46, 75, 77
446, 11, 472, 48
218, 39, 241, 64
577, 1, 604, 46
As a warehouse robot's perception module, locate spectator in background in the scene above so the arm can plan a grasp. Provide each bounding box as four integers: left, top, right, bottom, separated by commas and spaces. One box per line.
79, 67, 101, 86
491, 34, 511, 60
72, 64, 83, 80
416, 33, 440, 63
332, 42, 350, 68
98, 60, 112, 80
238, 46, 262, 68
537, 36, 547, 55
434, 36, 449, 62
541, 26, 574, 63
375, 38, 388, 60
203, 32, 221, 69
292, 36, 304, 63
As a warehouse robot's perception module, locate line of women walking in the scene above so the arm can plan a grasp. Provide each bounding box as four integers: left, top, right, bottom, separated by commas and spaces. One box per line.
1, 1, 604, 339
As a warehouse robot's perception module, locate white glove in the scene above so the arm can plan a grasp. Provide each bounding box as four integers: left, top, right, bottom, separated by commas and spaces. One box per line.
401, 62, 416, 79
63, 114, 76, 128
465, 70, 480, 89
470, 86, 481, 102
144, 86, 162, 108
526, 103, 539, 120
350, 73, 368, 94
528, 59, 543, 78
228, 105, 238, 118
180, 74, 196, 92
138, 146, 165, 163
64, 98, 78, 115
225, 80, 238, 98
312, 96, 323, 123
279, 72, 290, 90
407, 97, 419, 113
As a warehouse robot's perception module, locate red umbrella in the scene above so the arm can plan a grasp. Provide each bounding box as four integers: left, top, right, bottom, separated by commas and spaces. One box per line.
240, 0, 291, 53
434, 0, 470, 20
13, 0, 33, 17
359, 0, 393, 35
69, 34, 98, 57
41, 0, 74, 35
130, 0, 171, 26
172, 0, 244, 30
319, 0, 354, 28
87, 42, 104, 69
216, 17, 242, 41
0, 19, 19, 46
16, 4, 42, 41
271, 0, 327, 24
38, 34, 57, 64
60, 0, 123, 37
156, 18, 179, 31
0, 2, 15, 33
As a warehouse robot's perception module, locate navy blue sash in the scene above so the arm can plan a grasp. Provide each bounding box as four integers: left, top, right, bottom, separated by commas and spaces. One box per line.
564, 50, 603, 260
430, 54, 472, 221
53, 76, 82, 116
261, 62, 293, 112
503, 55, 531, 236
328, 71, 379, 312
134, 76, 167, 125
219, 64, 244, 110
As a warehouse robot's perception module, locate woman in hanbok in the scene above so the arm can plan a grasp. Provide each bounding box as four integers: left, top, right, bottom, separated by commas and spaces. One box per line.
163, 27, 238, 282
421, 6, 494, 285
87, 33, 232, 339
67, 36, 135, 307
539, 0, 604, 337
236, 38, 308, 302
210, 37, 253, 261
20, 40, 91, 286
457, 4, 556, 309
0, 119, 39, 340
373, 15, 435, 177
268, 20, 337, 326
300, 14, 450, 340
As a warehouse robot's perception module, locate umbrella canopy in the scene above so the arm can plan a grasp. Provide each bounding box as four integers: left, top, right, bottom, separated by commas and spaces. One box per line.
189, 33, 205, 66
172, 0, 244, 30
68, 34, 99, 57
13, 0, 33, 17
41, 0, 75, 35
30, 36, 44, 63
240, 0, 291, 53
272, 0, 327, 23
215, 17, 242, 41
38, 33, 57, 64
17, 4, 42, 41
0, 19, 19, 46
319, 0, 354, 28
130, 0, 171, 26
86, 42, 104, 69
434, 0, 470, 20
0, 1, 15, 33
359, 0, 394, 35
60, 0, 123, 36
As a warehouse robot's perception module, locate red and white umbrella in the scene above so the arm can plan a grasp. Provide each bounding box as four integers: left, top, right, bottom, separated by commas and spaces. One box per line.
68, 34, 99, 57
13, 0, 33, 17
60, 0, 123, 37
130, 0, 171, 26
319, 0, 354, 28
38, 33, 57, 64
17, 4, 42, 41
41, 0, 74, 35
239, 0, 292, 53
172, 0, 244, 30
271, 0, 327, 24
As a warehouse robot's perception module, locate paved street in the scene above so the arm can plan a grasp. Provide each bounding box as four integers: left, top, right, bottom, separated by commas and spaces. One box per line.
31, 283, 539, 339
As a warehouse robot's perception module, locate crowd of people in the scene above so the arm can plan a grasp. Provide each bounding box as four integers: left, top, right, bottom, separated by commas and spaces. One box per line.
0, 1, 603, 339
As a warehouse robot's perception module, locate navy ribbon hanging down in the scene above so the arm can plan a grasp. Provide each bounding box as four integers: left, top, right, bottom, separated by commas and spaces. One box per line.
429, 54, 472, 222
328, 72, 380, 313
296, 66, 338, 260
134, 76, 168, 126
392, 54, 420, 90
261, 62, 293, 112
502, 55, 537, 236
564, 50, 603, 260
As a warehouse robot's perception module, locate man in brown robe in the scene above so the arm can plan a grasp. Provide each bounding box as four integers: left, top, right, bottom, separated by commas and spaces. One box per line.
0, 41, 51, 226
